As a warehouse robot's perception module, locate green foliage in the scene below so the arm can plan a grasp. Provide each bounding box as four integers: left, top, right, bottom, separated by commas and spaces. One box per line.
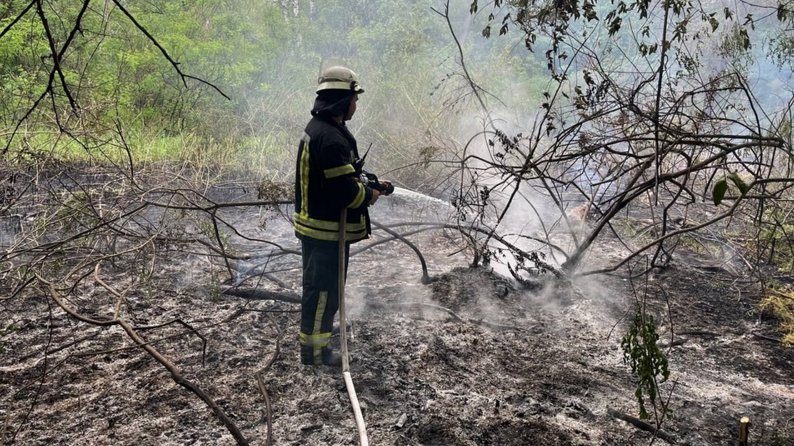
1, 0, 500, 188
712, 178, 729, 205
471, 0, 792, 86
621, 311, 670, 420
713, 172, 751, 205
729, 172, 750, 195
0, 0, 292, 135
0, 2, 48, 125
770, 2, 794, 67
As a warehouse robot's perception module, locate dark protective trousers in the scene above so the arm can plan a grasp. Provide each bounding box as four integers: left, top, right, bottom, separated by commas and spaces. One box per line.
299, 238, 349, 363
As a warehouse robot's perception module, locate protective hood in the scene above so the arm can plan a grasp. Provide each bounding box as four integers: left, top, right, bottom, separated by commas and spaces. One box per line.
310, 89, 355, 119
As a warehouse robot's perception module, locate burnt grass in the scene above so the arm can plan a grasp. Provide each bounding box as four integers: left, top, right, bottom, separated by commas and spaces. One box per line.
2, 205, 794, 445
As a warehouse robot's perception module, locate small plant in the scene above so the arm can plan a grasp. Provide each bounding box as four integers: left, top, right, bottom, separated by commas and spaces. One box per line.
621, 311, 671, 420
209, 271, 222, 302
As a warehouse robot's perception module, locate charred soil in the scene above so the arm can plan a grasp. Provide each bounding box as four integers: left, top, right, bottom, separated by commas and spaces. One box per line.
1, 181, 793, 445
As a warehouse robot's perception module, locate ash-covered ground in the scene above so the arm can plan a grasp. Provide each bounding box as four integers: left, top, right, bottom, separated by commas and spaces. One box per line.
2, 187, 793, 445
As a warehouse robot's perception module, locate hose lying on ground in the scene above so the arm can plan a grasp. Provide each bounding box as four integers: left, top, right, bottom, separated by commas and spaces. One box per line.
339, 209, 369, 446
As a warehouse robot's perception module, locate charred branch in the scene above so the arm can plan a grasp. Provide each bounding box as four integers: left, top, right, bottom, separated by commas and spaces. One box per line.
220, 286, 301, 304
37, 272, 250, 445
607, 407, 678, 444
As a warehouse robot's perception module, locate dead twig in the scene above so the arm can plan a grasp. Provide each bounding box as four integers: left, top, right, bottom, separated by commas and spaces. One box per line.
39, 273, 250, 445
752, 332, 783, 343
657, 339, 687, 349
92, 265, 248, 444
676, 330, 719, 337
255, 340, 280, 446
114, 317, 248, 444
135, 318, 208, 366
371, 220, 432, 283
0, 1, 35, 41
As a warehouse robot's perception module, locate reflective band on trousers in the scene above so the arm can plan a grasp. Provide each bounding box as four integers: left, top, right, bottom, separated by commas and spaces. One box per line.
313, 290, 328, 337
299, 290, 331, 348
299, 331, 331, 347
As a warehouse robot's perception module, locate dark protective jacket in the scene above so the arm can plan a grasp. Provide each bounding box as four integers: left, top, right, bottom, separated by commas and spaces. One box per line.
293, 115, 373, 242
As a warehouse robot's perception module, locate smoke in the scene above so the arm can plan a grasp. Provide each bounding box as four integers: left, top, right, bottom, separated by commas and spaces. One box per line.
452, 107, 589, 278
217, 0, 793, 321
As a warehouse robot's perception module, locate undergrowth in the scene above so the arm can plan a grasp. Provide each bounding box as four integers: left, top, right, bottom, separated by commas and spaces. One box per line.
760, 286, 794, 346
2, 128, 294, 180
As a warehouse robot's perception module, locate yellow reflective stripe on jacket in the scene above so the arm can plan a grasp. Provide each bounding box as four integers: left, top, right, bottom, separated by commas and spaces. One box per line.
294, 212, 365, 232
324, 164, 355, 179
299, 134, 311, 216
299, 331, 332, 347
348, 182, 366, 209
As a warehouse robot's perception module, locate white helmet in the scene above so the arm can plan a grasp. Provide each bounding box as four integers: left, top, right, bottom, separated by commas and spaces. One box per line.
317, 66, 365, 94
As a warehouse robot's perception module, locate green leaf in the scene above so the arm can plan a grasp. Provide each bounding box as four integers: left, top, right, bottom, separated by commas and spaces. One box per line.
728, 172, 750, 195
608, 17, 622, 36
778, 3, 789, 21
713, 178, 728, 205
709, 14, 719, 32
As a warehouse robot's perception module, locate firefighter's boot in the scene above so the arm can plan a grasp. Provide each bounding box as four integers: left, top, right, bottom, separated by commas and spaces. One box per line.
300, 346, 342, 367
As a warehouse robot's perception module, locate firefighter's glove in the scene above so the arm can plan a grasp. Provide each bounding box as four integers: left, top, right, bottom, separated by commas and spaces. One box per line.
360, 171, 394, 195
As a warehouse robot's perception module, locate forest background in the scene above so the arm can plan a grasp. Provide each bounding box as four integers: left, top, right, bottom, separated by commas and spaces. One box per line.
1, 0, 539, 184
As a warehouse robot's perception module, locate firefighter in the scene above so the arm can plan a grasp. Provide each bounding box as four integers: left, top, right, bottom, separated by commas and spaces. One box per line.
294, 66, 391, 366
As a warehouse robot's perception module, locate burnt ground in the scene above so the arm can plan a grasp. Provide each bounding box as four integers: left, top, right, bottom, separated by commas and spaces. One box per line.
2, 193, 794, 445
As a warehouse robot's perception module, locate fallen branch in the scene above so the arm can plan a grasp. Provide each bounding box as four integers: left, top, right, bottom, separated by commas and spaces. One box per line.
370, 220, 432, 283
607, 407, 677, 444
657, 330, 720, 348
752, 332, 783, 343
93, 265, 247, 444
39, 274, 250, 445
221, 286, 301, 304
116, 317, 249, 444
657, 339, 687, 349
368, 300, 520, 330
134, 318, 208, 363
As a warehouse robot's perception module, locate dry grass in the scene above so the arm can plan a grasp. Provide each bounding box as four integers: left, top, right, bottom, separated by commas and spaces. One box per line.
761, 287, 794, 345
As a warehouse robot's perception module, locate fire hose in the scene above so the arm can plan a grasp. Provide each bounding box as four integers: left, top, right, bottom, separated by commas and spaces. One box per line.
338, 208, 369, 446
